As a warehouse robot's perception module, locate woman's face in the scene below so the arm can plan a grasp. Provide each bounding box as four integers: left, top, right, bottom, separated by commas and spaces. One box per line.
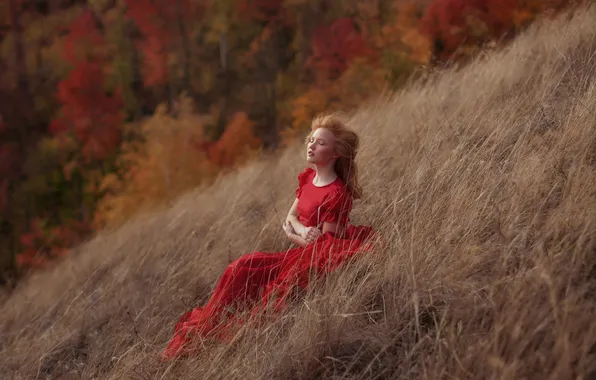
306, 128, 337, 165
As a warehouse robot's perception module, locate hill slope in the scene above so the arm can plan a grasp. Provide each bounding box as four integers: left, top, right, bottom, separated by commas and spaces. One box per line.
2, 5, 596, 380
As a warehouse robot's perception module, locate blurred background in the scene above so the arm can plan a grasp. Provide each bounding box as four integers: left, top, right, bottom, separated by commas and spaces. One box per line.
0, 0, 579, 284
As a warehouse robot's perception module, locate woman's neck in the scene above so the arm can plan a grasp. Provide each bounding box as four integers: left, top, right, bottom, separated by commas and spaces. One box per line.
313, 162, 337, 186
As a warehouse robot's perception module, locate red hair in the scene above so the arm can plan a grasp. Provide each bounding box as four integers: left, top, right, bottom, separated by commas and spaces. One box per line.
306, 112, 363, 199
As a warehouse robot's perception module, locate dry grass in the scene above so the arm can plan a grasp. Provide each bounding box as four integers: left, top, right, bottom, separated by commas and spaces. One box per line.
2, 6, 596, 380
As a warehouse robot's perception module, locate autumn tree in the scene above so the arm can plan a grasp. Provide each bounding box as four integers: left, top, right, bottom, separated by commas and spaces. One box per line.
370, 1, 432, 88
238, 0, 287, 24
49, 9, 124, 163
0, 117, 20, 279
1, 0, 584, 283
421, 0, 581, 63
307, 17, 373, 81
14, 8, 126, 269
0, 0, 73, 278
206, 111, 261, 167
17, 217, 90, 269
94, 95, 215, 228
234, 0, 295, 148
124, 0, 207, 101
6, 0, 34, 127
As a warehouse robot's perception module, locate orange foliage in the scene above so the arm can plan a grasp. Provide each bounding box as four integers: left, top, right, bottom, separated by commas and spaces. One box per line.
280, 87, 333, 146
94, 96, 215, 228
375, 1, 433, 65
206, 112, 261, 167
333, 57, 390, 106
243, 25, 274, 64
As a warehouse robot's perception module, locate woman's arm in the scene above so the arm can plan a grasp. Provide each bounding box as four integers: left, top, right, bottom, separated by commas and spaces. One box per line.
286, 230, 309, 247
285, 198, 308, 237
282, 220, 309, 247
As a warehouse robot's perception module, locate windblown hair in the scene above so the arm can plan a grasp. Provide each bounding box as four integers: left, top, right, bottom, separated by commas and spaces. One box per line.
307, 112, 363, 200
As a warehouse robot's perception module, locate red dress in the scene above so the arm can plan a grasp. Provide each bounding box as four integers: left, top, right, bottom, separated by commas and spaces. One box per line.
162, 168, 375, 359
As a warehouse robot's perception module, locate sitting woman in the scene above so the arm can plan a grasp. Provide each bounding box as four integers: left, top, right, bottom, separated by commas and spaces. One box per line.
162, 113, 375, 359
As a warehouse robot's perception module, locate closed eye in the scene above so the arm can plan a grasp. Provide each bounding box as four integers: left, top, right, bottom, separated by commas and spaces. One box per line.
309, 137, 326, 145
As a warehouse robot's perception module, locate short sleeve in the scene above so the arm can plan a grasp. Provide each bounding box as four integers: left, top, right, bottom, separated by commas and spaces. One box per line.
295, 168, 314, 199
319, 187, 352, 226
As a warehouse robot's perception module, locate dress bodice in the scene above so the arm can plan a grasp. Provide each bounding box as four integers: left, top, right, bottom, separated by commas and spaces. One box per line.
295, 168, 352, 229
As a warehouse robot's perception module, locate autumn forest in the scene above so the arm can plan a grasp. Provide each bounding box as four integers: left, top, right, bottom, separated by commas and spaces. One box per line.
0, 0, 581, 284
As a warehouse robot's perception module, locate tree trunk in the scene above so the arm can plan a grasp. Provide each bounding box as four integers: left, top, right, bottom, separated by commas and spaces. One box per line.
8, 0, 33, 130
176, 0, 191, 94
0, 183, 17, 285
216, 31, 230, 139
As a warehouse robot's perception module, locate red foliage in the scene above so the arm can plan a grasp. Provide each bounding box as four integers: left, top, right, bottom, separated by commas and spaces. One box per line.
125, 0, 204, 86
61, 10, 104, 64
17, 219, 47, 269
49, 10, 124, 162
420, 0, 578, 61
125, 0, 169, 86
17, 218, 91, 269
137, 37, 169, 87
421, 0, 509, 60
50, 61, 123, 161
308, 18, 373, 79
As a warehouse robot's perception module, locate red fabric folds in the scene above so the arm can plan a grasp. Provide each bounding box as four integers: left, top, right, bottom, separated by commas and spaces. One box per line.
162, 168, 375, 359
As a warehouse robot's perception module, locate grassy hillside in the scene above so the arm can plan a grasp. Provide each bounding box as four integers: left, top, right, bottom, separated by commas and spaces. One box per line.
2, 4, 596, 380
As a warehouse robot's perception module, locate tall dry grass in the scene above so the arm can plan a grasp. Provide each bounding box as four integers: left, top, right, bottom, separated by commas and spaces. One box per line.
2, 5, 596, 380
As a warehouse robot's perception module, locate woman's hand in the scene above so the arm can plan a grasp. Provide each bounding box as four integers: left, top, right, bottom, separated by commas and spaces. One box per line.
302, 226, 322, 244
283, 222, 320, 247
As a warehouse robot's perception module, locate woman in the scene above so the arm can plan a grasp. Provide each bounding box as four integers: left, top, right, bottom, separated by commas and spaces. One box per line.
162, 113, 375, 359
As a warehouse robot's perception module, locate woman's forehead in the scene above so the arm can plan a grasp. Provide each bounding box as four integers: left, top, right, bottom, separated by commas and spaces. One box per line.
312, 128, 335, 141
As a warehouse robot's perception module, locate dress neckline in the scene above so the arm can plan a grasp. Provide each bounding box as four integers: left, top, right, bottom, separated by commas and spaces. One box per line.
311, 175, 339, 188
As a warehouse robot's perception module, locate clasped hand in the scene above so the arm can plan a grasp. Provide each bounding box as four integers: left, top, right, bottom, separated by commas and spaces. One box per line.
282, 221, 322, 244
